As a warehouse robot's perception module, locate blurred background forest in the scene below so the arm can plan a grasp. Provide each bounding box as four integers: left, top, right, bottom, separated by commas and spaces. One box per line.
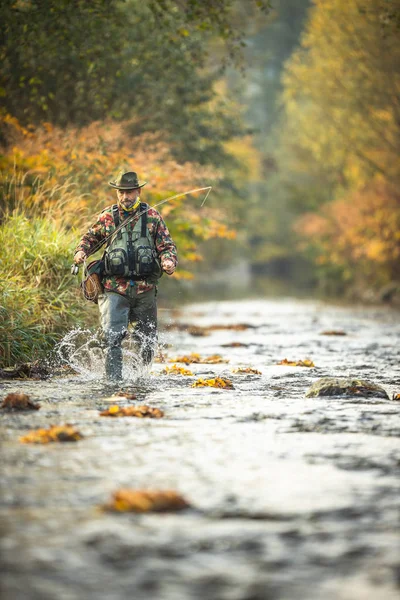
1, 0, 399, 366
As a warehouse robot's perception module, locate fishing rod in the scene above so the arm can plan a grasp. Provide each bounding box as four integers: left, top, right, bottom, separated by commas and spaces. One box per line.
71, 185, 212, 275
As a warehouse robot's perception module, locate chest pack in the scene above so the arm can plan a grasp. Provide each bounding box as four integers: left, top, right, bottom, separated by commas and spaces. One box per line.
104, 204, 162, 281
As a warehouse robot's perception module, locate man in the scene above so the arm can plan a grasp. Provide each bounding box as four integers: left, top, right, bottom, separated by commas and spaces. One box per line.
74, 170, 177, 381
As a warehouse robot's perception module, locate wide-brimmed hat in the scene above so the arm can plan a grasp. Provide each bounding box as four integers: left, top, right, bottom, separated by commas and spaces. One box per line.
108, 171, 147, 189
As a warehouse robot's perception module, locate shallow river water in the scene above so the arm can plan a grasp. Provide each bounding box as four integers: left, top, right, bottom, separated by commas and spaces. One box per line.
1, 298, 399, 600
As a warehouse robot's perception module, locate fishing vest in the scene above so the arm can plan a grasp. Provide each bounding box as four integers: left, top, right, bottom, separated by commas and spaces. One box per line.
104, 204, 162, 281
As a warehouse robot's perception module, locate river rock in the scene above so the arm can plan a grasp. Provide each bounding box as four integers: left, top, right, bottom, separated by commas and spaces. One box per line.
305, 377, 389, 399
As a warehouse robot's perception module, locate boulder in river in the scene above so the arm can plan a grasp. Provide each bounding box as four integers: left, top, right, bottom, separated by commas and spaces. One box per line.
306, 377, 389, 399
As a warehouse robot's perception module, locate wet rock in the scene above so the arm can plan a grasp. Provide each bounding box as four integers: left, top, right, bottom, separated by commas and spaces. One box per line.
306, 377, 389, 399
0, 361, 50, 380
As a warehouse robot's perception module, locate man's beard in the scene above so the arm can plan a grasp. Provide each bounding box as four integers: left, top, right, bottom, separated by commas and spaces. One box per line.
119, 198, 140, 211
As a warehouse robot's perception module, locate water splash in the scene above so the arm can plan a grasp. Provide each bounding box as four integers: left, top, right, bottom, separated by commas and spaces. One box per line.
54, 327, 168, 383
55, 328, 105, 380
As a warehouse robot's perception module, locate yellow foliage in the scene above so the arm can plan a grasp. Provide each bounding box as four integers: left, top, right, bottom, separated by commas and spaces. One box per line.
277, 359, 315, 368
191, 377, 234, 389
281, 0, 400, 287
20, 424, 83, 443
170, 353, 228, 364
162, 364, 194, 376
100, 405, 164, 418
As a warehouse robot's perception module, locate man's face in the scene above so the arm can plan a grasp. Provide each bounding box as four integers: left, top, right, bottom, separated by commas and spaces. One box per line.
117, 188, 141, 210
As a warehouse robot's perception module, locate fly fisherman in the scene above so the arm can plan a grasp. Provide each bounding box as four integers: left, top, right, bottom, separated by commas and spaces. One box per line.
73, 171, 177, 381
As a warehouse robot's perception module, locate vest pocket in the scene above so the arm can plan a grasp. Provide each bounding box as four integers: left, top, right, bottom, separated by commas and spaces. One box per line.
105, 248, 129, 277
135, 245, 155, 275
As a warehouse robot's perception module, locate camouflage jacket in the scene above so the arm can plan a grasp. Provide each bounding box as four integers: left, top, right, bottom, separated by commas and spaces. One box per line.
75, 203, 177, 296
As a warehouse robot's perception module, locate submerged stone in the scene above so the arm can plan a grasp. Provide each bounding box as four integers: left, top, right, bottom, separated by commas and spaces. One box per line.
305, 377, 389, 399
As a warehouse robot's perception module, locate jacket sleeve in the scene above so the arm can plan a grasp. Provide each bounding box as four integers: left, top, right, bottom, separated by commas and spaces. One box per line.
154, 214, 178, 266
74, 212, 109, 257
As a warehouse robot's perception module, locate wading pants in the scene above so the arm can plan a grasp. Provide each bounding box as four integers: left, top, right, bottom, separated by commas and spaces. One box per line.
98, 286, 157, 380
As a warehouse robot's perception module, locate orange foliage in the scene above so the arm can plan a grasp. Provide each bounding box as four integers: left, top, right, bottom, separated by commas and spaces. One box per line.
1, 393, 40, 410
103, 489, 190, 513
296, 173, 400, 284
0, 114, 236, 268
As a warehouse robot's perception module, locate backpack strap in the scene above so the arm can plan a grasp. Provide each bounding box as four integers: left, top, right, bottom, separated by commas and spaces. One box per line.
140, 203, 148, 238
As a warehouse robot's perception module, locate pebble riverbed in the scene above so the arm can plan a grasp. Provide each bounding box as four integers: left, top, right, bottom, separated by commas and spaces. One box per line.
0, 298, 399, 600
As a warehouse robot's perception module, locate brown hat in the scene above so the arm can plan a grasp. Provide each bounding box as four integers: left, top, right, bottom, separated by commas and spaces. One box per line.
108, 171, 147, 189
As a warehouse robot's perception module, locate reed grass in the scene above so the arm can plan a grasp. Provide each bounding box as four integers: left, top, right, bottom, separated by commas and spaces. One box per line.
0, 211, 88, 367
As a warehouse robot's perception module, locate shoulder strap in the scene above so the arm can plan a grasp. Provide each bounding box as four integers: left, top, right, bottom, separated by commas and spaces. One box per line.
140, 203, 147, 238
112, 204, 120, 228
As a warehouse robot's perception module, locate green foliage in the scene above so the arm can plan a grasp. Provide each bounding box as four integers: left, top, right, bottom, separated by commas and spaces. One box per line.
0, 213, 87, 367
0, 0, 269, 165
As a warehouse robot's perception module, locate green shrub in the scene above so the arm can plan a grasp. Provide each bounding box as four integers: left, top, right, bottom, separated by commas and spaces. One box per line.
0, 213, 87, 367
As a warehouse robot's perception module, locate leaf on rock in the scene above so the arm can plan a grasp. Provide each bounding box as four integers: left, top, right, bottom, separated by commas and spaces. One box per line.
221, 342, 249, 347
191, 377, 234, 389
392, 393, 400, 401
1, 393, 40, 410
20, 424, 83, 443
100, 405, 164, 418
163, 364, 194, 376
232, 367, 262, 375
278, 358, 315, 367
103, 489, 190, 513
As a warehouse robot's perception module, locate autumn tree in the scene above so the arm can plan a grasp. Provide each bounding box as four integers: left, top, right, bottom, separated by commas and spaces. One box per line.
0, 0, 269, 165
275, 0, 400, 293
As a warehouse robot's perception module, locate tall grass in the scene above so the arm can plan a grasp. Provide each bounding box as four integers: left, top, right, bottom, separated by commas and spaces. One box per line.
0, 211, 88, 367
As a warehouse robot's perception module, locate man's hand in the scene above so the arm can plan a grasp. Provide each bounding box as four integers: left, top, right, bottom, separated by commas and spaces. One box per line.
162, 258, 176, 275
74, 251, 86, 264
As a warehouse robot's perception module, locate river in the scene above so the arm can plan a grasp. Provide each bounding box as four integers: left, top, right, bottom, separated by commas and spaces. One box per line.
1, 298, 399, 600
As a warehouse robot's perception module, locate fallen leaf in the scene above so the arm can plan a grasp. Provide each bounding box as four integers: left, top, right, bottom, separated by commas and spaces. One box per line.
1, 393, 40, 410
191, 377, 234, 389
100, 405, 164, 418
163, 364, 194, 376
232, 367, 262, 375
201, 354, 229, 364
221, 342, 249, 348
115, 391, 137, 400
320, 330, 347, 336
170, 353, 228, 364
277, 358, 315, 367
103, 489, 190, 513
169, 353, 201, 364
20, 424, 83, 443
392, 393, 400, 401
